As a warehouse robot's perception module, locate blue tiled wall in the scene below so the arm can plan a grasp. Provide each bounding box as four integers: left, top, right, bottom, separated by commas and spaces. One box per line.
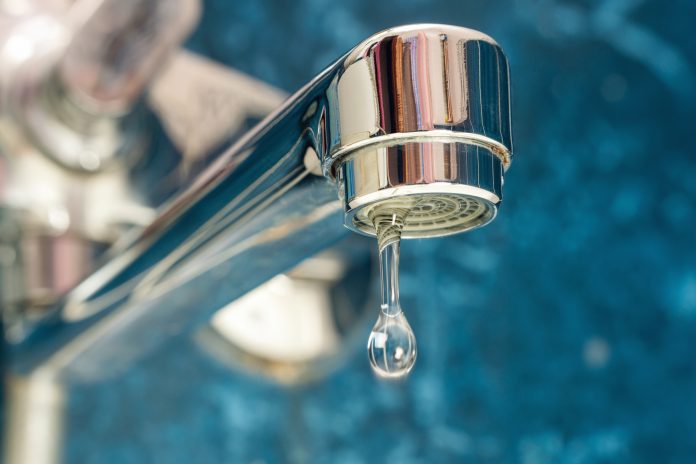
66, 1, 696, 463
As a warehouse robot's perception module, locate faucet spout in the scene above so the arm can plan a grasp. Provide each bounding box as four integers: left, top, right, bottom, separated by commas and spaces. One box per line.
13, 24, 513, 380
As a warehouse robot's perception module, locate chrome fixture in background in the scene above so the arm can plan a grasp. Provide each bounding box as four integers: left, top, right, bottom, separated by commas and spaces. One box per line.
0, 0, 201, 340
1, 14, 512, 464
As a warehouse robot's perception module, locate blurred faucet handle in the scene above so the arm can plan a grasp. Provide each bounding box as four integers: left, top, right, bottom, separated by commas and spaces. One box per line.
59, 0, 201, 117
0, 0, 200, 173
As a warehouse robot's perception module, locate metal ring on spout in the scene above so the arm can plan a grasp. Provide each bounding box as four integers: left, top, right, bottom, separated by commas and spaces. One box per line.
336, 139, 502, 238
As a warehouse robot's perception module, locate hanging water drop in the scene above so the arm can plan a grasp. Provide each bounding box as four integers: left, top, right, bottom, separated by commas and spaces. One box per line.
366, 205, 417, 379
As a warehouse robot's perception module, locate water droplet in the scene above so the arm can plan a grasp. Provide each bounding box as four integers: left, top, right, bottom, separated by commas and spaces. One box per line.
366, 205, 418, 379
367, 307, 417, 378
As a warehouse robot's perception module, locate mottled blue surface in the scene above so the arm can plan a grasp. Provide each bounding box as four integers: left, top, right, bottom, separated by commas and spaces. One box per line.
66, 1, 696, 463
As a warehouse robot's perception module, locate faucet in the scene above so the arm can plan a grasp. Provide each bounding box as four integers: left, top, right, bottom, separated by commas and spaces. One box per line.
10, 22, 512, 375
3, 22, 512, 463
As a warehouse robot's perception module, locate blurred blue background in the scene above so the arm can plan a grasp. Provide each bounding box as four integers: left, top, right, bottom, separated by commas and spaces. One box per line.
66, 0, 696, 463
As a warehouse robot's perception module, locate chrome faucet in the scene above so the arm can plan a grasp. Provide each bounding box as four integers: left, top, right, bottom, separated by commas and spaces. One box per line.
10, 23, 512, 375
2, 21, 512, 463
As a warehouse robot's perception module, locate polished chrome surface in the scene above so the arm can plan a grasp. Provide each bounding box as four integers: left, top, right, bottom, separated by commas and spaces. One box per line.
323, 24, 512, 169
9, 25, 513, 382
319, 24, 513, 237
340, 141, 502, 237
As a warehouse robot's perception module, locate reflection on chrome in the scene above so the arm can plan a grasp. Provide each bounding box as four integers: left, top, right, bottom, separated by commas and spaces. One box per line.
197, 246, 374, 385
